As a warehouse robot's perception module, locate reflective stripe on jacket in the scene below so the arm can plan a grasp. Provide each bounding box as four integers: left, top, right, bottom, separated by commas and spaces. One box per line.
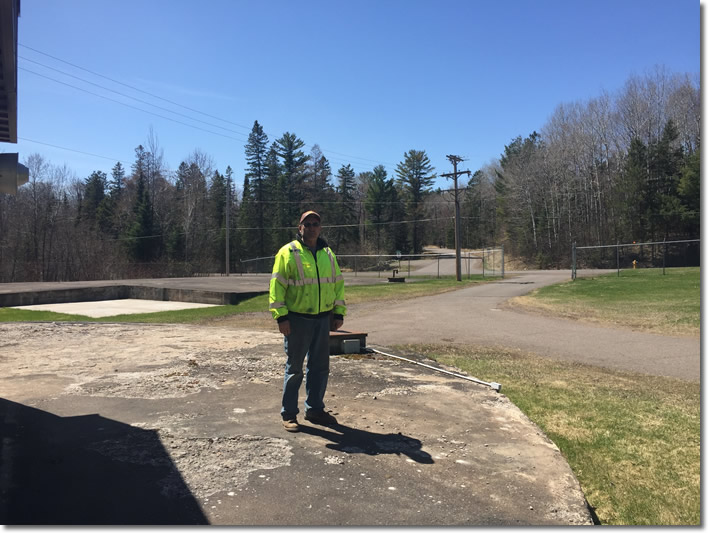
269, 237, 346, 321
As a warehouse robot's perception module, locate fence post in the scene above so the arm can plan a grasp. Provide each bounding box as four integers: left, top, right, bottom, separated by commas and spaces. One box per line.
501, 245, 505, 279
571, 242, 576, 280
663, 237, 667, 275
617, 241, 620, 277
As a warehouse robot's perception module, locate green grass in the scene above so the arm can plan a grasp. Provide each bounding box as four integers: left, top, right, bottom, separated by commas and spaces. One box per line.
346, 275, 495, 304
0, 296, 270, 323
512, 267, 700, 336
0, 275, 496, 323
403, 343, 700, 526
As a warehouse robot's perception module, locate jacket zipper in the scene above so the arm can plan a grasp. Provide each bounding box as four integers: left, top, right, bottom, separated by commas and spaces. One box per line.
311, 247, 321, 314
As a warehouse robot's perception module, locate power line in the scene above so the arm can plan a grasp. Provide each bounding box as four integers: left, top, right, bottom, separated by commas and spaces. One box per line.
20, 62, 388, 174
19, 44, 400, 173
20, 56, 252, 138
18, 137, 131, 165
19, 43, 254, 132
20, 67, 249, 143
1, 216, 452, 247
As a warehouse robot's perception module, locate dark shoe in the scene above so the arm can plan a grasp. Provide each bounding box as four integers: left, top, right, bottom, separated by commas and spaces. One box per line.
282, 417, 300, 432
304, 410, 338, 426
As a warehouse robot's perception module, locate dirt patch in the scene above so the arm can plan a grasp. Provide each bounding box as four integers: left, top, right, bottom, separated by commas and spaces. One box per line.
202, 312, 273, 331
86, 432, 293, 500
0, 322, 283, 401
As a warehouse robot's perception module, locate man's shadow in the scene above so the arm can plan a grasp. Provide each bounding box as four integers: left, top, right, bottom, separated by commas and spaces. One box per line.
298, 423, 434, 464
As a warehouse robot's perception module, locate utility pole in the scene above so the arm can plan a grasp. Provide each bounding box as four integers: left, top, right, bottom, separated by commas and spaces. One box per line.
225, 174, 230, 276
440, 155, 471, 282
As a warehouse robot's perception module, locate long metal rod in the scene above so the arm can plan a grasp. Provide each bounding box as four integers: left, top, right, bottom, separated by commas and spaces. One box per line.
367, 347, 501, 392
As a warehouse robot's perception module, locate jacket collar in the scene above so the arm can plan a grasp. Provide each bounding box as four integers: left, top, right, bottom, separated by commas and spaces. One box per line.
296, 233, 328, 251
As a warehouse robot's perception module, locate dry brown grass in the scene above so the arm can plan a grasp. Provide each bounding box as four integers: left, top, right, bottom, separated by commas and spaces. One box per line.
410, 343, 700, 525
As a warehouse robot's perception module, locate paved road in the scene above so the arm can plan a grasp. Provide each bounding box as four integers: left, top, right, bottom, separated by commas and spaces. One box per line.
348, 270, 700, 382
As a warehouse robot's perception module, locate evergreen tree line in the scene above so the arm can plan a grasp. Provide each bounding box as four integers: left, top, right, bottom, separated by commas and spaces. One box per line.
0, 123, 438, 281
0, 66, 699, 282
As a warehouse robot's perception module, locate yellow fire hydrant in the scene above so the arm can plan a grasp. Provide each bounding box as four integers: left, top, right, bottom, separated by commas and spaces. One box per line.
632, 259, 638, 269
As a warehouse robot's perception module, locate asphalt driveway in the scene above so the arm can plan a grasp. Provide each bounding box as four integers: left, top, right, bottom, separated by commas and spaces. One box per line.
349, 269, 699, 382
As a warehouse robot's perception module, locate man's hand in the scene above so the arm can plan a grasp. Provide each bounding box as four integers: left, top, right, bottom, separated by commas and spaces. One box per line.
278, 320, 291, 336
332, 318, 343, 331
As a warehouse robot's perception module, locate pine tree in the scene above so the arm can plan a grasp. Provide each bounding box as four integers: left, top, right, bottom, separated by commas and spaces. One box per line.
124, 173, 156, 263
619, 137, 649, 242
303, 145, 333, 207
97, 161, 127, 238
224, 166, 239, 269
264, 145, 284, 254
677, 148, 700, 232
81, 170, 107, 225
650, 120, 684, 239
389, 185, 408, 255
209, 170, 227, 266
241, 121, 269, 258
109, 162, 125, 196
364, 165, 395, 253
337, 164, 356, 203
132, 145, 148, 183
273, 133, 309, 245
461, 170, 484, 249
331, 164, 357, 250
494, 133, 544, 258
395, 150, 436, 254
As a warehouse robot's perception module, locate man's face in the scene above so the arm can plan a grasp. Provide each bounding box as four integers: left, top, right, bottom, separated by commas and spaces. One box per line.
299, 216, 321, 242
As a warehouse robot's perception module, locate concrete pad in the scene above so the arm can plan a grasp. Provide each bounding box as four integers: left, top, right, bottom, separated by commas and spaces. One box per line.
0, 322, 593, 526
10, 299, 217, 318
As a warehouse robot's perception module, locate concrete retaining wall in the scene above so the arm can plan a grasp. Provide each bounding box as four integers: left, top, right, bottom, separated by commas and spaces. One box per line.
0, 286, 266, 307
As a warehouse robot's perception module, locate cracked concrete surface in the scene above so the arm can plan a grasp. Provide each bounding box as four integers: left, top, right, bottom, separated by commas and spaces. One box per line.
0, 322, 592, 525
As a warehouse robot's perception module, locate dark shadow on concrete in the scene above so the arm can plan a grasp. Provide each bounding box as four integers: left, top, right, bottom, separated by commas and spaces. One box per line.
0, 398, 208, 525
298, 423, 434, 464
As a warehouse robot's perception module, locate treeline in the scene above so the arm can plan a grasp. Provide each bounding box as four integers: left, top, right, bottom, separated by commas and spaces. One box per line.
0, 66, 699, 282
463, 66, 700, 268
0, 123, 438, 281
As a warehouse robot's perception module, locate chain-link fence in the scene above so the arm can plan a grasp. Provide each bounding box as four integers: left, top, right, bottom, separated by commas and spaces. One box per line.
571, 239, 700, 279
240, 249, 504, 279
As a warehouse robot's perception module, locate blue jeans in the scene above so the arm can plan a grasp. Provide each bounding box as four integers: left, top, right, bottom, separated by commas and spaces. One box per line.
281, 313, 331, 419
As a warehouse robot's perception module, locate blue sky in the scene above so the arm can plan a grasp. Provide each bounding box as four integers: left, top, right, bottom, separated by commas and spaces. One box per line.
9, 0, 700, 192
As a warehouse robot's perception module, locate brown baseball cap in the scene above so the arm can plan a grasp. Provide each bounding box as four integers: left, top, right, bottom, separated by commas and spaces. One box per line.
299, 210, 321, 224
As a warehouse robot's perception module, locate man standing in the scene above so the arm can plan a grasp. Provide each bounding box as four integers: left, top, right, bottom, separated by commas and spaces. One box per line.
269, 210, 346, 432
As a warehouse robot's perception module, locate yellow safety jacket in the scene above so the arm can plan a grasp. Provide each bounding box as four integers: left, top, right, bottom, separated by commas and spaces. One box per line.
269, 237, 346, 322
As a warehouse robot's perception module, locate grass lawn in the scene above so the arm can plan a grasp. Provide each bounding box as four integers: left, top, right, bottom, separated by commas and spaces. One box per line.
405, 343, 700, 526
511, 267, 700, 336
